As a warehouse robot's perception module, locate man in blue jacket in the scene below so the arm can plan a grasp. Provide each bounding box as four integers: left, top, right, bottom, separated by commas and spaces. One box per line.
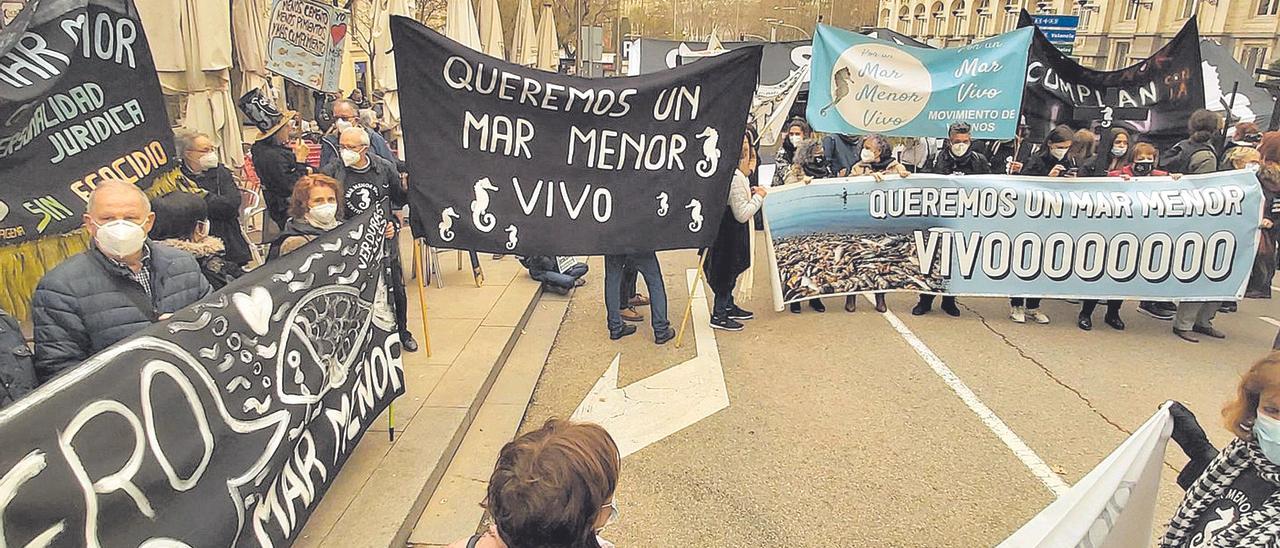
320, 99, 396, 168
30, 181, 211, 382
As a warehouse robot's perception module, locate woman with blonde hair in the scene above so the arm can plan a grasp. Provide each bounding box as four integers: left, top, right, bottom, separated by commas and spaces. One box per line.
450, 419, 621, 548
1160, 353, 1280, 546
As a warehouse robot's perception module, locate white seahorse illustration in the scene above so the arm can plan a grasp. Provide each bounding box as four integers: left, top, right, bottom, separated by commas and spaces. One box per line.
695, 127, 720, 177
656, 192, 670, 216
505, 224, 519, 250
685, 199, 703, 232
470, 178, 499, 233
438, 207, 460, 241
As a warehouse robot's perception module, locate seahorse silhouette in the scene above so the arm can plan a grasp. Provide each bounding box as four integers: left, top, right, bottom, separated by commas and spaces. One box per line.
685, 199, 703, 232
438, 207, 460, 241
695, 127, 720, 177
821, 67, 853, 116
505, 225, 519, 250
470, 178, 499, 232
656, 192, 670, 216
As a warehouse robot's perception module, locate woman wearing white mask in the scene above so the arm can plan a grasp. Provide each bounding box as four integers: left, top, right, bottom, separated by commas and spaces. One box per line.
846, 135, 908, 314
271, 175, 344, 258
1160, 352, 1280, 547
1092, 127, 1132, 175
1006, 126, 1074, 325
773, 118, 812, 187
175, 128, 252, 267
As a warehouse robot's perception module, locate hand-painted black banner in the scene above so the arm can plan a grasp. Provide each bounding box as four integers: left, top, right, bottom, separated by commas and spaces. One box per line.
392, 16, 762, 255
0, 0, 178, 246
1018, 11, 1205, 147
0, 206, 405, 546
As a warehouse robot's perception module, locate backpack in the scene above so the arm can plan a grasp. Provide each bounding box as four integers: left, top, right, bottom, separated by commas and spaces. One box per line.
0, 308, 36, 407
1160, 140, 1215, 173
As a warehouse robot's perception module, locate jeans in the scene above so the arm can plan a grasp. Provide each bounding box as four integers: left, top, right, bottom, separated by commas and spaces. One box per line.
532, 263, 588, 291
1010, 297, 1041, 309
619, 261, 639, 309
385, 244, 409, 335
1174, 302, 1219, 331
605, 253, 669, 334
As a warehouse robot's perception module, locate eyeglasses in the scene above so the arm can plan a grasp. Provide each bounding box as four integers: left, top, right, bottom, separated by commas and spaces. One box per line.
600, 498, 619, 529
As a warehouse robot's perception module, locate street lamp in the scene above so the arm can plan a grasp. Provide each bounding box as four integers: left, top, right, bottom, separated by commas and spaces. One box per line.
764, 17, 812, 40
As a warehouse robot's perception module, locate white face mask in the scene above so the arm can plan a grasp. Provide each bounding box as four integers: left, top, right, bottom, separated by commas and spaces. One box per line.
950, 142, 970, 157
1246, 162, 1262, 172
334, 119, 354, 132
94, 219, 147, 258
1111, 145, 1127, 157
860, 148, 877, 163
308, 203, 339, 228
340, 149, 362, 167
1253, 413, 1280, 466
788, 135, 803, 146
198, 152, 219, 170
1050, 147, 1068, 160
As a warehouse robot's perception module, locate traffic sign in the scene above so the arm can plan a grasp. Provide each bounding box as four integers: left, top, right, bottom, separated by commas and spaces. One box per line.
1030, 14, 1080, 28
1044, 29, 1077, 43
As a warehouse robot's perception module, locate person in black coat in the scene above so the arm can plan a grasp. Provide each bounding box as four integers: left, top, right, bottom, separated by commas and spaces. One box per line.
1009, 125, 1076, 325
321, 127, 418, 352
174, 128, 252, 266
0, 307, 36, 408
917, 122, 988, 318
986, 123, 1034, 175
150, 192, 245, 290
240, 89, 312, 231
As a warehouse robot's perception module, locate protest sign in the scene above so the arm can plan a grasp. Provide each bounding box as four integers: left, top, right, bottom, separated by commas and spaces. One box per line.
392, 17, 761, 256
0, 206, 404, 547
764, 171, 1262, 308
807, 24, 1033, 139
266, 0, 349, 92
0, 0, 185, 318
1018, 11, 1205, 146
627, 38, 810, 87
1000, 407, 1172, 547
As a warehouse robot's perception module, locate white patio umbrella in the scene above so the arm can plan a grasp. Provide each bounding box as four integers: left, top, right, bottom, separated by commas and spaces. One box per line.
231, 0, 271, 93
373, 0, 411, 153
444, 0, 482, 52
707, 29, 724, 51
509, 0, 537, 66
534, 2, 558, 72
477, 0, 505, 59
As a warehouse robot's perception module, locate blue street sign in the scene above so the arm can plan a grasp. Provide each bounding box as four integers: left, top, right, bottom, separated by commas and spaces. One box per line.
1030, 14, 1080, 28
1044, 29, 1078, 43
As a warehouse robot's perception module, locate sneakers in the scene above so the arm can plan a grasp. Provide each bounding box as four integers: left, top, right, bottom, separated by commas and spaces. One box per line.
1138, 302, 1175, 320
654, 327, 676, 345
727, 305, 754, 320
1218, 302, 1237, 313
1010, 306, 1026, 323
620, 307, 644, 322
710, 316, 744, 331
1026, 309, 1050, 324
610, 324, 637, 340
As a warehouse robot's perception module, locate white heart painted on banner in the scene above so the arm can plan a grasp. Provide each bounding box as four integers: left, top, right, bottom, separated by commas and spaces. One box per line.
233, 287, 274, 336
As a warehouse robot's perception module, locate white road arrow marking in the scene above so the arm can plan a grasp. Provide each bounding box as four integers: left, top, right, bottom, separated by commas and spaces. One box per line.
571, 269, 728, 458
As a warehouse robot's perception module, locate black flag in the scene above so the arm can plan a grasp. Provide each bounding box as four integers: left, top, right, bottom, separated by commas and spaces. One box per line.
0, 206, 405, 546
392, 16, 762, 256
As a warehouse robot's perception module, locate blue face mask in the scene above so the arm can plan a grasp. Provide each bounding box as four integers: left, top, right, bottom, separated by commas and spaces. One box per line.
1253, 412, 1280, 465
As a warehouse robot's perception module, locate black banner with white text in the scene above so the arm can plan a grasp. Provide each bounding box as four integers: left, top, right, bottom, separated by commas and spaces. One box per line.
392, 17, 762, 255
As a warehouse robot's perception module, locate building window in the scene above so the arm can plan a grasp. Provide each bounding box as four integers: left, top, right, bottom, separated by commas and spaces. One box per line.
899, 5, 911, 31
1112, 41, 1130, 69
976, 0, 992, 35
950, 0, 966, 34
914, 4, 927, 35
1242, 45, 1270, 73
1124, 0, 1140, 20
931, 2, 945, 35
1179, 0, 1195, 17
881, 8, 892, 27
1259, 0, 1279, 15
1079, 5, 1093, 27
1003, 0, 1020, 31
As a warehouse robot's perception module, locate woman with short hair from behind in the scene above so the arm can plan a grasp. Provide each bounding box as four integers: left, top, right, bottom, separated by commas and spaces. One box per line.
451, 419, 621, 548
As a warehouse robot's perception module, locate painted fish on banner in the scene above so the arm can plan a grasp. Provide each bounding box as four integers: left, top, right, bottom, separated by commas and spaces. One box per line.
0, 206, 404, 546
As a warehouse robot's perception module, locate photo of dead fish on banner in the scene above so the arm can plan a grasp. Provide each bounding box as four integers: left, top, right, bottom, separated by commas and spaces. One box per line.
1, 0, 1280, 546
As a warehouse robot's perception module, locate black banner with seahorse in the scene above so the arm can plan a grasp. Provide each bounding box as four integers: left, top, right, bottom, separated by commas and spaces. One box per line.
392, 16, 761, 255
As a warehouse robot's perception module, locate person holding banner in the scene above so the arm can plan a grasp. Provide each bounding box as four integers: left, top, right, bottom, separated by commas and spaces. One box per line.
271, 175, 347, 258
1245, 139, 1280, 300
773, 118, 812, 187
987, 123, 1034, 175
916, 122, 988, 318
706, 133, 768, 332
847, 135, 910, 314
779, 135, 831, 315
1172, 111, 1229, 343
1067, 129, 1099, 177
1092, 128, 1134, 176
1160, 353, 1280, 547
1006, 126, 1079, 325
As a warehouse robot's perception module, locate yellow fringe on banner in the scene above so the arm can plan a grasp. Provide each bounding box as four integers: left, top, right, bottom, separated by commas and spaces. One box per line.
0, 168, 194, 321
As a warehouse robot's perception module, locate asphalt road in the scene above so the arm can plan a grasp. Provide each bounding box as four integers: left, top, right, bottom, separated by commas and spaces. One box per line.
518, 235, 1278, 547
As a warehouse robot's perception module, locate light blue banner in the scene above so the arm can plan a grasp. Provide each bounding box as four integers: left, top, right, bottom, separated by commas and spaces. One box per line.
764, 171, 1263, 307
806, 25, 1033, 139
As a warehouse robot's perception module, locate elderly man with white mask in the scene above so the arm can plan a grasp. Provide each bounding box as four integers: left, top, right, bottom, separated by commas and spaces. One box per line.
30, 181, 211, 382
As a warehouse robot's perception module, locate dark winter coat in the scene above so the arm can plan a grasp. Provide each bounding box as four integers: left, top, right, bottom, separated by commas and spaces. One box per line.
30, 243, 212, 382
0, 307, 35, 408
159, 237, 244, 290
320, 153, 408, 215
986, 139, 1034, 175
1162, 139, 1218, 175
822, 134, 863, 177
269, 218, 331, 259
932, 149, 991, 175
250, 139, 310, 227
181, 162, 252, 266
